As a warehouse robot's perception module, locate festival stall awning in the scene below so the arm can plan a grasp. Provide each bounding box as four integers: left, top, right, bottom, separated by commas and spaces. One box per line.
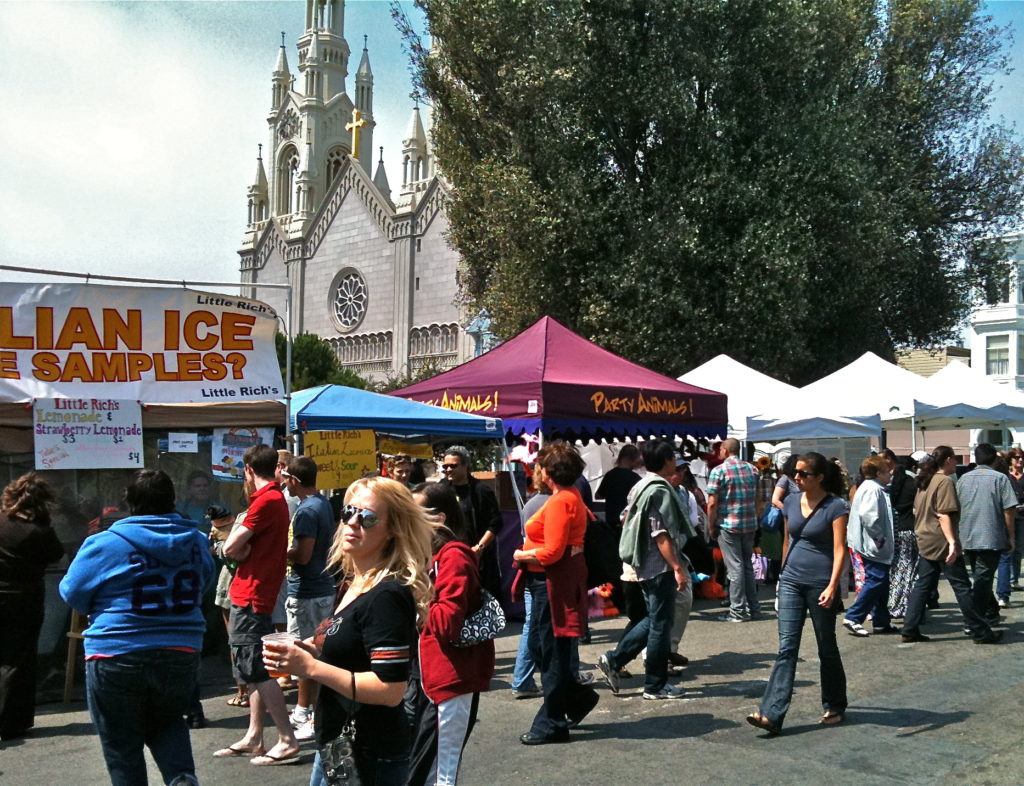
907, 360, 1024, 429
678, 354, 797, 440
390, 317, 727, 440
290, 384, 503, 439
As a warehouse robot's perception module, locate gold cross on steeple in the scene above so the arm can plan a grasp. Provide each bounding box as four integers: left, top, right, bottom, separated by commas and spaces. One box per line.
346, 108, 367, 160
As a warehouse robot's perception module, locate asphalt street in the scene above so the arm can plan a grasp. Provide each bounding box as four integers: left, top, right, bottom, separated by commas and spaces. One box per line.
4, 584, 1023, 786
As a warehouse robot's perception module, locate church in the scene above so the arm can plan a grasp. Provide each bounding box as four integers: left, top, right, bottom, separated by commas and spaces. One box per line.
238, 0, 485, 382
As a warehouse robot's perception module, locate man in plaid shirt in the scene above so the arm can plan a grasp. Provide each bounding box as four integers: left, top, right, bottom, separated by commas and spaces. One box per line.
707, 438, 763, 621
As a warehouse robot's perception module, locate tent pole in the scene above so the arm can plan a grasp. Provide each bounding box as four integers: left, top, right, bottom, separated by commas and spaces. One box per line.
911, 415, 917, 453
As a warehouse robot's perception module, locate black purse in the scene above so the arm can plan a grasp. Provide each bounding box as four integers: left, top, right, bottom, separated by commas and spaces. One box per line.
319, 679, 363, 785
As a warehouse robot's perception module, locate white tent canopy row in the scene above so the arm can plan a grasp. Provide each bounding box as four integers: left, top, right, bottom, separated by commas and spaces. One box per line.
679, 352, 1024, 442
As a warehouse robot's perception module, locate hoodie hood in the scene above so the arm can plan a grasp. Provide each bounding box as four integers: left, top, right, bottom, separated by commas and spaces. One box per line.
106, 513, 206, 569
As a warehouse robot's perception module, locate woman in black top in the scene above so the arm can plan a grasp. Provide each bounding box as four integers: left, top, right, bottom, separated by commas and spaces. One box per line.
265, 477, 432, 786
0, 472, 64, 740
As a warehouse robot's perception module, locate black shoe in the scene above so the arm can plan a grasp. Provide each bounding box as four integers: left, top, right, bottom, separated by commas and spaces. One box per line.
901, 633, 930, 643
567, 690, 600, 729
872, 625, 900, 635
974, 630, 1004, 645
185, 713, 206, 730
520, 731, 570, 746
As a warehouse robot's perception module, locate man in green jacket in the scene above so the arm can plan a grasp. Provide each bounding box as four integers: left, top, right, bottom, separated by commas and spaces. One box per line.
598, 440, 690, 700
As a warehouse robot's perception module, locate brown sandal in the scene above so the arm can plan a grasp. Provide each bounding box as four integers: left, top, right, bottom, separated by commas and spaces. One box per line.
820, 711, 844, 726
746, 712, 782, 736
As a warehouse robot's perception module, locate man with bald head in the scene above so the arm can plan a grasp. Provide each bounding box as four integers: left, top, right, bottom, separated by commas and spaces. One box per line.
707, 439, 762, 622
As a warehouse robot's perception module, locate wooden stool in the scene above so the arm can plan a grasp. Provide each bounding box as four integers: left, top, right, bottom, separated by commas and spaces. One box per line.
63, 610, 87, 703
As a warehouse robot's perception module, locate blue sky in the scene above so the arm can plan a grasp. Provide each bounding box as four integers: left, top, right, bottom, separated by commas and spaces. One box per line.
1, 0, 1022, 289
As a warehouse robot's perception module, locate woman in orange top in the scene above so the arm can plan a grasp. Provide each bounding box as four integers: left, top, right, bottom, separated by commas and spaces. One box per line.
512, 441, 599, 745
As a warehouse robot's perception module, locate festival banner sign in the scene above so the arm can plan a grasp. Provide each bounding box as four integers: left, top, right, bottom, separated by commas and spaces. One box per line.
34, 398, 143, 470
377, 437, 434, 460
0, 282, 283, 403
304, 430, 377, 489
212, 426, 276, 482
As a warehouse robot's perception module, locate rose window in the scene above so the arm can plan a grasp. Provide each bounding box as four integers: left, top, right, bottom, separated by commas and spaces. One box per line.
331, 270, 368, 332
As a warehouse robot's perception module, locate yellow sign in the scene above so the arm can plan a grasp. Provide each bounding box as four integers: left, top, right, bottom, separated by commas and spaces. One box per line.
304, 430, 377, 489
378, 438, 433, 460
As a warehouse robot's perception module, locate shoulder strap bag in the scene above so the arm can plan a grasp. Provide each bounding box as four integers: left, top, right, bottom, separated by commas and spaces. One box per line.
319, 677, 363, 785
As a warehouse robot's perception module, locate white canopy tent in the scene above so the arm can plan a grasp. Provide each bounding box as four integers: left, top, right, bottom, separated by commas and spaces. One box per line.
908, 360, 1024, 430
678, 354, 796, 439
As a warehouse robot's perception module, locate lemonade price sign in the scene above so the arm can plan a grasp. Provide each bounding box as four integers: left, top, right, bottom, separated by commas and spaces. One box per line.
304, 430, 377, 489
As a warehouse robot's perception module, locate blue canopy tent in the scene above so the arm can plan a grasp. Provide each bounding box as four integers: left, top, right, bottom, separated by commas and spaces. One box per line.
290, 384, 504, 438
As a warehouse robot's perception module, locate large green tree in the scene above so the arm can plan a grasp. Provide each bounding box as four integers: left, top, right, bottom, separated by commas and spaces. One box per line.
400, 0, 1024, 383
276, 332, 369, 391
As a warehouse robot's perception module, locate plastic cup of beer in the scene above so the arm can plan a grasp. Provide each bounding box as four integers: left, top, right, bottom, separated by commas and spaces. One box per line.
261, 632, 296, 679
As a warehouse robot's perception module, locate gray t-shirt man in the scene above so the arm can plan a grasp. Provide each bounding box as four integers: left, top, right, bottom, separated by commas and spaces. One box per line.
287, 492, 336, 599
957, 466, 1017, 551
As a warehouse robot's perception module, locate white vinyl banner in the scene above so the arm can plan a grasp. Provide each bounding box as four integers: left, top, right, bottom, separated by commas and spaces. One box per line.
34, 398, 144, 470
0, 283, 284, 403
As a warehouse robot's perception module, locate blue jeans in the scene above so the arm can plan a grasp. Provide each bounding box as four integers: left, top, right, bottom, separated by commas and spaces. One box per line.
309, 749, 409, 786
85, 649, 199, 786
608, 571, 676, 692
758, 577, 846, 728
513, 586, 580, 692
844, 557, 892, 629
996, 519, 1024, 600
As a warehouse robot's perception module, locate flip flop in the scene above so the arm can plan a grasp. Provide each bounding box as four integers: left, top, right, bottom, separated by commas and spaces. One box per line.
226, 695, 250, 707
746, 712, 782, 736
250, 752, 302, 766
820, 712, 844, 726
213, 745, 264, 758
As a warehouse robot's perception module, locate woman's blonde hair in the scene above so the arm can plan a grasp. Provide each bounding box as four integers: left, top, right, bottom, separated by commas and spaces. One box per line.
327, 476, 433, 626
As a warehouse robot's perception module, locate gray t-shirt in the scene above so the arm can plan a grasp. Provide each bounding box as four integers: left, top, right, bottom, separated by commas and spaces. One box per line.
287, 493, 337, 599
782, 494, 849, 585
957, 466, 1017, 551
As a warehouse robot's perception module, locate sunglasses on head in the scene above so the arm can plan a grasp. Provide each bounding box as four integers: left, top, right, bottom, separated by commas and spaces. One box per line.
340, 504, 380, 529
794, 469, 819, 479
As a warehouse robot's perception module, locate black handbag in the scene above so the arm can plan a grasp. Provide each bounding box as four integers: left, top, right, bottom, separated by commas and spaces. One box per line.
452, 587, 506, 646
319, 681, 363, 785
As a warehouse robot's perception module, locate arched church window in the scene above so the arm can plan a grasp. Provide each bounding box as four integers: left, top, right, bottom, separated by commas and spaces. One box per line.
278, 145, 299, 214
329, 268, 369, 333
327, 147, 346, 186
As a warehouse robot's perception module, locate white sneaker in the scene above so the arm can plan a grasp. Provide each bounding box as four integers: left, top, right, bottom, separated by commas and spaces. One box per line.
294, 718, 316, 742
289, 705, 311, 728
643, 685, 686, 700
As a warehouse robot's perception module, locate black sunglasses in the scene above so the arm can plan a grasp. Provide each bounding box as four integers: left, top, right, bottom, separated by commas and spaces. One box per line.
340, 504, 380, 529
794, 469, 820, 479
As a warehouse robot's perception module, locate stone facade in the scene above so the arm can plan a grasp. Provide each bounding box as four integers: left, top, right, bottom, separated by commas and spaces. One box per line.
238, 0, 474, 381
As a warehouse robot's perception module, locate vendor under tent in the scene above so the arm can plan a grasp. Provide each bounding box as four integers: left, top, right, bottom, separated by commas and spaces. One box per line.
290, 384, 502, 438
678, 354, 797, 440
390, 316, 728, 441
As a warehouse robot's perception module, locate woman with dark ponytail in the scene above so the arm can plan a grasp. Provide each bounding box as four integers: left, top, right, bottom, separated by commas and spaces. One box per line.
901, 446, 1002, 644
747, 453, 849, 735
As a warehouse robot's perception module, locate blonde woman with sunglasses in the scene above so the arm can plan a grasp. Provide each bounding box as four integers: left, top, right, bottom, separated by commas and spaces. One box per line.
264, 477, 432, 785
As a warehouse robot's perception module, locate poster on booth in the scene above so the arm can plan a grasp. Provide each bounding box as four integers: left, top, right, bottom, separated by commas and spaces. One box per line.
34, 398, 143, 470
304, 430, 377, 489
377, 437, 433, 460
212, 426, 276, 483
0, 282, 283, 403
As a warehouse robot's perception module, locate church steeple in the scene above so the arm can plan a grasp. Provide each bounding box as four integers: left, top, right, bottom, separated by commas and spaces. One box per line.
298, 0, 349, 102
271, 32, 291, 111
302, 30, 324, 104
373, 146, 392, 204
247, 144, 269, 226
401, 105, 429, 188
354, 36, 375, 167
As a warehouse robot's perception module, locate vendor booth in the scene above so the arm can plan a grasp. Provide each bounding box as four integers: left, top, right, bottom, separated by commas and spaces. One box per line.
392, 316, 728, 441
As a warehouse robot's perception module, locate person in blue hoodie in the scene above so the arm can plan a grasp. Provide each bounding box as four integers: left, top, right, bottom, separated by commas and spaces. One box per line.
60, 469, 216, 786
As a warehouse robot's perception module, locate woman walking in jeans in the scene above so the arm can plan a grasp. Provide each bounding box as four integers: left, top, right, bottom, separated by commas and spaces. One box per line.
747, 452, 849, 735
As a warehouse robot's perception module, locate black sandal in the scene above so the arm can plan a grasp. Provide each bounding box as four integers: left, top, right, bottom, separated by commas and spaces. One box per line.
746, 712, 782, 736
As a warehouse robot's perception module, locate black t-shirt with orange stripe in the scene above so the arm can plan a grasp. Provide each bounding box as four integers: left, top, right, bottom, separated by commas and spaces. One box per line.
314, 578, 417, 756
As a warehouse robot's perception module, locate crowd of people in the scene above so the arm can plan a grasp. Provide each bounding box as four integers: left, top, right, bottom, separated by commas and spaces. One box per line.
1, 434, 1019, 782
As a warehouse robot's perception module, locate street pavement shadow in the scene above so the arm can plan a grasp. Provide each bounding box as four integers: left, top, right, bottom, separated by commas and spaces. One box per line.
756, 706, 971, 738
684, 650, 776, 675
577, 711, 737, 741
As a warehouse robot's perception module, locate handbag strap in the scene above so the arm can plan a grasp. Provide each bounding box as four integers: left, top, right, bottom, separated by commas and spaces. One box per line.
779, 493, 831, 574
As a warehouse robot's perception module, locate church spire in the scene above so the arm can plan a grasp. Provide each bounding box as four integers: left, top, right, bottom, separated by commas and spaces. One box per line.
401, 105, 428, 186
373, 146, 391, 203
247, 144, 269, 226
354, 35, 375, 166
272, 32, 291, 110
299, 0, 349, 101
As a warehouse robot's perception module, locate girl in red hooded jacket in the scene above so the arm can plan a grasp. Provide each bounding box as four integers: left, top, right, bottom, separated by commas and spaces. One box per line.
406, 482, 495, 786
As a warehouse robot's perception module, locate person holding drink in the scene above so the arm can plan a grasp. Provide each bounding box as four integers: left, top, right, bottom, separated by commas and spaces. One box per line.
263, 477, 432, 786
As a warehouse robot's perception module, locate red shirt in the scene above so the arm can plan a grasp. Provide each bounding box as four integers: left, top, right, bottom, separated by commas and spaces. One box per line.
523, 487, 588, 573
229, 482, 290, 613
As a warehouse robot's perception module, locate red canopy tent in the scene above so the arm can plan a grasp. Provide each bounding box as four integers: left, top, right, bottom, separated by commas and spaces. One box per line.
391, 317, 727, 440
